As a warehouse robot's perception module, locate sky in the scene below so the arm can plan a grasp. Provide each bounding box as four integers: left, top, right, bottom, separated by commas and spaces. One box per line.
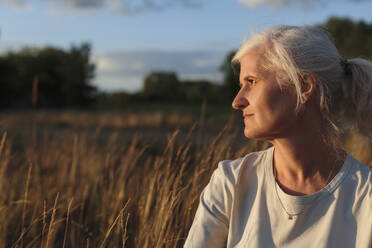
0, 0, 372, 93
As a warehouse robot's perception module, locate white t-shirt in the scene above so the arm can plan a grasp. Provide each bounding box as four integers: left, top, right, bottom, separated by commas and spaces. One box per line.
184, 147, 372, 248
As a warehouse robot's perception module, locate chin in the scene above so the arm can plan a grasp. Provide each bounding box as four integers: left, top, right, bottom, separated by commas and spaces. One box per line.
244, 128, 272, 141
244, 129, 259, 139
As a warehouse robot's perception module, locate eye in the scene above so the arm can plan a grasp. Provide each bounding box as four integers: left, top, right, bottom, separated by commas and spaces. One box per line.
248, 79, 256, 85
240, 76, 258, 88
246, 78, 257, 86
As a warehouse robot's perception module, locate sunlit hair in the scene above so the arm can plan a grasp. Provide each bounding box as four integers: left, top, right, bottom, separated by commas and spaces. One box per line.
232, 25, 372, 146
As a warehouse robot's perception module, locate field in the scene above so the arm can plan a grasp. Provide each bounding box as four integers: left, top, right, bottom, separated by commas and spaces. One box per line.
0, 106, 371, 247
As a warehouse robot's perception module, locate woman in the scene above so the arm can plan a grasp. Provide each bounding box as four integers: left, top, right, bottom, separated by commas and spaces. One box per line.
184, 25, 372, 247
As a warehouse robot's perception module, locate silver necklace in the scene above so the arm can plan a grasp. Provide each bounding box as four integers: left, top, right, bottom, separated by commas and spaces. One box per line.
273, 159, 339, 220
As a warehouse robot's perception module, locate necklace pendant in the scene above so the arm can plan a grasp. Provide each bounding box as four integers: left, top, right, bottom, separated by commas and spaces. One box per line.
288, 215, 293, 220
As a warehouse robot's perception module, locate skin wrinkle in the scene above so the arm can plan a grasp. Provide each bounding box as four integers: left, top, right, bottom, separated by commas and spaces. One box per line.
232, 46, 346, 196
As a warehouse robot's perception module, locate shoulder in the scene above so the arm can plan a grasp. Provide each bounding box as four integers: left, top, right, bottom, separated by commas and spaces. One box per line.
344, 155, 372, 208
215, 146, 273, 186
199, 147, 273, 222
347, 155, 372, 187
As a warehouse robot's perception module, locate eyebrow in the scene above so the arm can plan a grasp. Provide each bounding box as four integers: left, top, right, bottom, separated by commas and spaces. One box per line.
244, 75, 256, 80
242, 75, 259, 82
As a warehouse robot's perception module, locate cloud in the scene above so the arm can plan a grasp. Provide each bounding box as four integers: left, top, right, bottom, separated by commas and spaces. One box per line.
0, 0, 202, 14
0, 0, 31, 9
237, 0, 309, 8
94, 50, 224, 76
58, 0, 103, 9
236, 0, 369, 9
93, 49, 225, 92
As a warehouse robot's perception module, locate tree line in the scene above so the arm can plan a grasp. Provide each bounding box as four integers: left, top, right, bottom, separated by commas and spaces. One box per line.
1, 17, 372, 109
130, 16, 372, 106
0, 43, 96, 108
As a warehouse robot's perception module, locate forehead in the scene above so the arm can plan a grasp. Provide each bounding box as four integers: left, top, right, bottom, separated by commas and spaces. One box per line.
239, 47, 266, 77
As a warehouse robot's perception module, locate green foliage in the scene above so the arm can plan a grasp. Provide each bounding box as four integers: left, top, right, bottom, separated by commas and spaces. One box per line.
3, 16, 372, 109
97, 91, 133, 108
322, 17, 372, 59
0, 57, 16, 108
179, 80, 228, 104
143, 71, 179, 101
0, 43, 96, 108
220, 50, 240, 101
141, 71, 228, 104
217, 17, 372, 101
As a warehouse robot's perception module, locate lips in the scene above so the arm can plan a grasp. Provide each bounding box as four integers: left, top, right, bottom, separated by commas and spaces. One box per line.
243, 114, 254, 118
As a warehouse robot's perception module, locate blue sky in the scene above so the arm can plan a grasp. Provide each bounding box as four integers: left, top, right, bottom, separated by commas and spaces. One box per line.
1, 0, 372, 93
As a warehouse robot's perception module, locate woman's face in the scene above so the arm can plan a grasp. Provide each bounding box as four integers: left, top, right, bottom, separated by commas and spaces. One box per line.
232, 47, 299, 141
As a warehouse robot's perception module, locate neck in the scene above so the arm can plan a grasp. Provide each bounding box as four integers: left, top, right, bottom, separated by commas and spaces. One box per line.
269, 110, 345, 195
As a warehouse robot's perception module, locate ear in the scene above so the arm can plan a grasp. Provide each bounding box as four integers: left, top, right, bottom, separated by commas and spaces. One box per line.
300, 72, 317, 102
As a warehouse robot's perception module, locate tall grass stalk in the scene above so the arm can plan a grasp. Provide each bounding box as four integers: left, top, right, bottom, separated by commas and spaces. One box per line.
0, 110, 370, 247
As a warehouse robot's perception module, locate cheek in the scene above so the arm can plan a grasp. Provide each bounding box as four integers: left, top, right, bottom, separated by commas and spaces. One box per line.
256, 89, 297, 125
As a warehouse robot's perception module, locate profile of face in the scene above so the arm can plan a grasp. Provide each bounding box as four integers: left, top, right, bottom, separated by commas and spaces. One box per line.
232, 47, 299, 141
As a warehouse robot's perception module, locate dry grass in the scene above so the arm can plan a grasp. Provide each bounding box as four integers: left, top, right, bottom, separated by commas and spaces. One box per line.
0, 109, 370, 247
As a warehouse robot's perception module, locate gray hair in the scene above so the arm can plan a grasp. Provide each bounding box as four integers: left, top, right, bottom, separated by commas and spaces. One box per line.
232, 25, 372, 145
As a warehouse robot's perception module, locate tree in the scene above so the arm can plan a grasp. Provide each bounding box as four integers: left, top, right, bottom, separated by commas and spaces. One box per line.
220, 50, 240, 101
0, 42, 96, 108
179, 80, 224, 103
142, 71, 179, 101
322, 17, 372, 59
219, 17, 372, 100
0, 57, 15, 107
58, 43, 96, 107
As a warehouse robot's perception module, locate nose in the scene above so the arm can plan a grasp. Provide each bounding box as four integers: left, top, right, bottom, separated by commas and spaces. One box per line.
232, 89, 249, 110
